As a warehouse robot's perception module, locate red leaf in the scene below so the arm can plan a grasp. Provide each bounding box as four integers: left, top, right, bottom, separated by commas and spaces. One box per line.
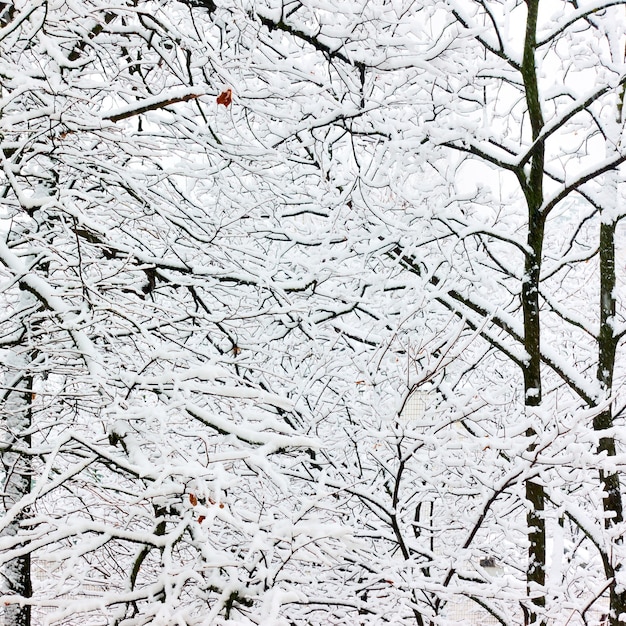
198, 515, 206, 524
189, 493, 198, 506
217, 89, 232, 107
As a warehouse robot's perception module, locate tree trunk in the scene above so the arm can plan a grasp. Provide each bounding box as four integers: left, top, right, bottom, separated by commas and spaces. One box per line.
1, 365, 33, 626
595, 216, 626, 626
520, 0, 546, 621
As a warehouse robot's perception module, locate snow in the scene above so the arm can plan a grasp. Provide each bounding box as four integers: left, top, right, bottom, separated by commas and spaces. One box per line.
1, 0, 626, 624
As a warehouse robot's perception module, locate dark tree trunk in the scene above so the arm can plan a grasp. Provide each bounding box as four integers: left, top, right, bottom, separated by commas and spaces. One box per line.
1, 370, 33, 626
595, 218, 626, 626
519, 0, 547, 622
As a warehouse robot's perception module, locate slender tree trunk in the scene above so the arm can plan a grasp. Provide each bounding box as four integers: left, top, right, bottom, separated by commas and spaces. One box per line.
591, 43, 626, 619
519, 0, 547, 622
522, 220, 546, 626
1, 365, 33, 626
595, 211, 626, 626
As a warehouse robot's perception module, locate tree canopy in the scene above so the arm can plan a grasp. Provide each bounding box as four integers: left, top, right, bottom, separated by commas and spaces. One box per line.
1, 0, 626, 625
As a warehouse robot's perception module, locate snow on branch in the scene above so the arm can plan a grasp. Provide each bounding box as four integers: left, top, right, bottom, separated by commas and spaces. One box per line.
103, 88, 205, 123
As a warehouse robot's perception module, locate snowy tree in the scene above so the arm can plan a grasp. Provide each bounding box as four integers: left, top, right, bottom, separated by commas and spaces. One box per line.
3, 0, 626, 625
217, 0, 626, 624
0, 2, 345, 624
374, 0, 626, 624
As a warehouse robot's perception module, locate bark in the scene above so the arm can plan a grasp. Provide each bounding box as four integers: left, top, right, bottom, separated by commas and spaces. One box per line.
519, 0, 546, 626
595, 217, 626, 626
1, 368, 33, 626
520, 0, 546, 621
